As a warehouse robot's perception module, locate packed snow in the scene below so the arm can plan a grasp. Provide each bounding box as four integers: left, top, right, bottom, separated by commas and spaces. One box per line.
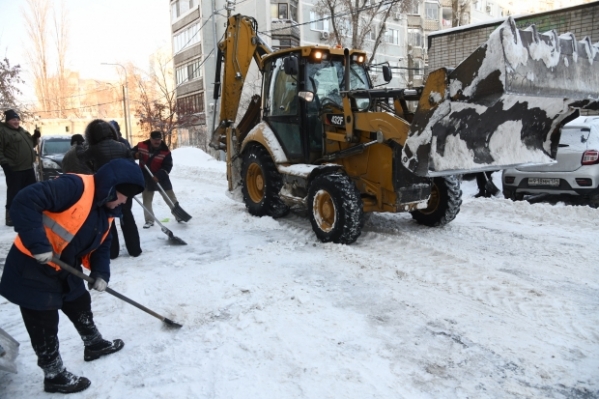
0, 147, 598, 399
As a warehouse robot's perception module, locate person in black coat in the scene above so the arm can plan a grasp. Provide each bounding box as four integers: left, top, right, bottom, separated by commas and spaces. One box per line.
83, 120, 142, 258
61, 134, 92, 175
0, 158, 145, 394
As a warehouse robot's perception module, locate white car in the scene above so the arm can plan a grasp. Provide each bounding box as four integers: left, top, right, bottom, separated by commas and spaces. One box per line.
502, 116, 599, 208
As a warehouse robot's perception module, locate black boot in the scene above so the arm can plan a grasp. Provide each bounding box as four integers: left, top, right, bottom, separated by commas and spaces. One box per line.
44, 369, 91, 394
84, 339, 124, 361
5, 210, 12, 227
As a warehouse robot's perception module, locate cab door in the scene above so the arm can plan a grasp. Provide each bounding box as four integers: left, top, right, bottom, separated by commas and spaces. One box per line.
263, 57, 303, 162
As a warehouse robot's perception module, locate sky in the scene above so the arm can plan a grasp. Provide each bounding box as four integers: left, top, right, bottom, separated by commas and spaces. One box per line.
0, 147, 597, 398
0, 0, 172, 103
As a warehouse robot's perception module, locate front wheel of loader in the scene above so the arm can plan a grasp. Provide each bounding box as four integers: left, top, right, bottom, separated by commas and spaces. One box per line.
241, 144, 289, 218
411, 175, 462, 227
307, 173, 364, 244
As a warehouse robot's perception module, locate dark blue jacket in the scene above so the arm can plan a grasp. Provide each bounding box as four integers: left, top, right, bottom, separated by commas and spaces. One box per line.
0, 158, 144, 310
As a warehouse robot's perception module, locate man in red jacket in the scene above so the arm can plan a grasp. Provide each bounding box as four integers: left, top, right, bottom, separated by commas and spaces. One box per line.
132, 131, 183, 228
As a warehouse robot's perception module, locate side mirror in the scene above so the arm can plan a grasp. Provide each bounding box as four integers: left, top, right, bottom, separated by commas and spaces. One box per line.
382, 65, 392, 83
284, 56, 299, 75
298, 91, 314, 103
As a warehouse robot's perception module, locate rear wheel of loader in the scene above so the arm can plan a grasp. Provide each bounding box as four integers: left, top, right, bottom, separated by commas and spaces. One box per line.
307, 173, 363, 244
241, 144, 289, 218
411, 175, 462, 227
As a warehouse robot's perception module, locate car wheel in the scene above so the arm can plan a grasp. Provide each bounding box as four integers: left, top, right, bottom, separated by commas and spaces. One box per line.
589, 194, 599, 209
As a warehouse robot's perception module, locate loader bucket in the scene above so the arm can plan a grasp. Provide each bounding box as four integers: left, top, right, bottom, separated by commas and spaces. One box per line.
402, 17, 599, 177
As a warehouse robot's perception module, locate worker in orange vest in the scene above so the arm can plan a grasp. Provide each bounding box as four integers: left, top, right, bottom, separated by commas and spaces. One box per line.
0, 158, 144, 394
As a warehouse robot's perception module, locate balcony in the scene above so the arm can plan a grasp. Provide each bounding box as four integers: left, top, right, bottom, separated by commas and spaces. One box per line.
407, 15, 424, 27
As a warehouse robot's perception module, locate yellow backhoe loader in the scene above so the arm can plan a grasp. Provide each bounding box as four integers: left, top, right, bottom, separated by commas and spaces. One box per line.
211, 14, 599, 244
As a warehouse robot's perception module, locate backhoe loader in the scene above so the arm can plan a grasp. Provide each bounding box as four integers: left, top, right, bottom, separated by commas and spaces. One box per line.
211, 14, 599, 244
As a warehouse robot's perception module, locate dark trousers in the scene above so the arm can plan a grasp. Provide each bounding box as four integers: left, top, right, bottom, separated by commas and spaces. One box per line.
5, 168, 37, 210
476, 171, 494, 191
110, 196, 141, 259
20, 291, 101, 376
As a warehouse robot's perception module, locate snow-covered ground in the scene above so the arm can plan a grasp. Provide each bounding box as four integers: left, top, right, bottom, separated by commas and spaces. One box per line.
0, 147, 597, 399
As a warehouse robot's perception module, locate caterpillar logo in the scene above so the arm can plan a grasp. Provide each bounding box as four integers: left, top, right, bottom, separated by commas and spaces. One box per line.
326, 114, 345, 127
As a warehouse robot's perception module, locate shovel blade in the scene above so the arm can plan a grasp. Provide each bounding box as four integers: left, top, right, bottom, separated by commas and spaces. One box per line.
172, 203, 192, 223
0, 327, 20, 374
402, 17, 599, 177
161, 227, 187, 245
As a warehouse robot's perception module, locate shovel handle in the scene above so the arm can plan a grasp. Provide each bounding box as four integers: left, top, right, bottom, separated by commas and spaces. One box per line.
51, 257, 182, 327
143, 164, 176, 208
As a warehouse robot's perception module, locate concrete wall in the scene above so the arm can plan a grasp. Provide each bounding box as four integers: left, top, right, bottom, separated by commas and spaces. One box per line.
427, 2, 599, 72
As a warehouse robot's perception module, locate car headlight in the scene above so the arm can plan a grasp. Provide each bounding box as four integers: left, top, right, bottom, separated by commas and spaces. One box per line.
41, 158, 60, 169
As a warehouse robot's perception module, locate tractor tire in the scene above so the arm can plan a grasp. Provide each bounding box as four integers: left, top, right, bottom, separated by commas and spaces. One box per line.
241, 144, 289, 218
307, 172, 364, 244
411, 175, 462, 227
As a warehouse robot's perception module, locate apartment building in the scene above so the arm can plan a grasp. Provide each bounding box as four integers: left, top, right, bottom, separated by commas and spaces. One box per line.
170, 0, 591, 146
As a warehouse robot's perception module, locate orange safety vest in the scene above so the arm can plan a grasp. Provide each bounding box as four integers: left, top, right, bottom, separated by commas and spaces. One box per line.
14, 174, 114, 271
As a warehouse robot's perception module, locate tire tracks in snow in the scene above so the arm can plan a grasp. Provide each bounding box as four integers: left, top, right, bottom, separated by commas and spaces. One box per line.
275, 208, 599, 347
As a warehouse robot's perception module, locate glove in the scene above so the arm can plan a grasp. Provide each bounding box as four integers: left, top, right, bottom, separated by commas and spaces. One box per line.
1, 164, 12, 175
33, 251, 53, 264
88, 277, 107, 292
33, 128, 41, 139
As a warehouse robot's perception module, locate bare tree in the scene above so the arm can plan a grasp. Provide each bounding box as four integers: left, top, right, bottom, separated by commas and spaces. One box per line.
132, 52, 178, 147
452, 0, 471, 27
23, 0, 51, 114
52, 0, 70, 117
313, 0, 408, 63
23, 0, 74, 118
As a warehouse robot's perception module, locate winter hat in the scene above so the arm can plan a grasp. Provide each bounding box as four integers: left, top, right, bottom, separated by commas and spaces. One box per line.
85, 119, 117, 145
71, 134, 84, 146
109, 120, 121, 133
115, 183, 143, 197
150, 131, 162, 139
3, 109, 20, 121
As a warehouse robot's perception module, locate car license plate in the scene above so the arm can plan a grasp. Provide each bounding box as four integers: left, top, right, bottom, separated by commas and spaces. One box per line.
528, 178, 560, 187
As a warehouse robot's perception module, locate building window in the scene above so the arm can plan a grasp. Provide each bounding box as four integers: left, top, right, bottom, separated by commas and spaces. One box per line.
271, 3, 289, 19
407, 0, 419, 15
425, 2, 439, 20
171, 0, 197, 23
384, 29, 399, 45
290, 5, 298, 21
177, 92, 205, 116
408, 29, 422, 47
176, 58, 203, 85
486, 3, 493, 14
278, 4, 288, 19
174, 22, 200, 53
475, 0, 483, 12
310, 11, 329, 31
369, 28, 376, 41
413, 59, 423, 79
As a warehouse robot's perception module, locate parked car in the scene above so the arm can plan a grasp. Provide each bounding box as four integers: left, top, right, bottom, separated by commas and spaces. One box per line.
502, 116, 599, 208
36, 135, 73, 181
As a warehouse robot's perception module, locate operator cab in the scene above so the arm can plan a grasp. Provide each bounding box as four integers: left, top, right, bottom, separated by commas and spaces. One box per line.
261, 47, 372, 164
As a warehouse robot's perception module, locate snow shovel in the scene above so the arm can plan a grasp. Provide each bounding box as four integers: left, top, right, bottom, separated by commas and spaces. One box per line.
132, 197, 187, 245
143, 164, 192, 222
51, 257, 183, 329
0, 327, 20, 373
